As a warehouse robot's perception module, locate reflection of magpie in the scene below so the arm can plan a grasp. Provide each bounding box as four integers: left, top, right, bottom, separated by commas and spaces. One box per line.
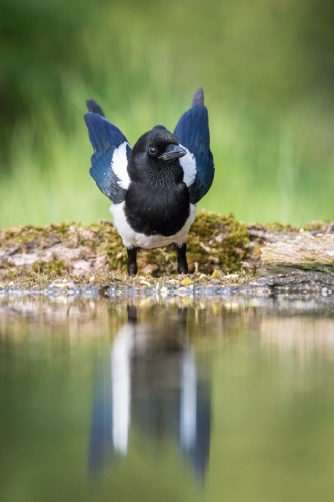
84, 88, 214, 275
88, 306, 211, 483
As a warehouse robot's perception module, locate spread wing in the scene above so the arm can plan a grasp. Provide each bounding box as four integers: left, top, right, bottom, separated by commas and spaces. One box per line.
84, 99, 132, 203
174, 88, 214, 204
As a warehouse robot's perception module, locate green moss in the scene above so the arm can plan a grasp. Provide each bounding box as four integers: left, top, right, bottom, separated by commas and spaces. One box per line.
303, 220, 331, 232
252, 221, 299, 233
3, 212, 334, 289
95, 220, 127, 270
187, 212, 250, 273
0, 212, 251, 280
0, 223, 73, 252
32, 258, 68, 275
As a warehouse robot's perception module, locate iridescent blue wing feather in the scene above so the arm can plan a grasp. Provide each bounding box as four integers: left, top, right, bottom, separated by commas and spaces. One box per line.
84, 100, 131, 203
174, 88, 214, 204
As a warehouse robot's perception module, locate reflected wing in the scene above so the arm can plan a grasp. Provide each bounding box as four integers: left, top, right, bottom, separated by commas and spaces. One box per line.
84, 100, 131, 203
174, 88, 214, 204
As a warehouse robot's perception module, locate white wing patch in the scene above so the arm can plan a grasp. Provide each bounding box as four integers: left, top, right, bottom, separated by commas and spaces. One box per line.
179, 146, 197, 187
111, 141, 131, 190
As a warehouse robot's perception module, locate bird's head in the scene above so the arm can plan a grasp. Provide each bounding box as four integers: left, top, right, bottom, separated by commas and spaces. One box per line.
127, 127, 187, 185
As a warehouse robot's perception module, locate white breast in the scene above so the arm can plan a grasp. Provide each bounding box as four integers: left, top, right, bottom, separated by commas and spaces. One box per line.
110, 202, 196, 249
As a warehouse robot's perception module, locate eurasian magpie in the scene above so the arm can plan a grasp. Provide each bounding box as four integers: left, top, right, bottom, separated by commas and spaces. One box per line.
84, 88, 214, 276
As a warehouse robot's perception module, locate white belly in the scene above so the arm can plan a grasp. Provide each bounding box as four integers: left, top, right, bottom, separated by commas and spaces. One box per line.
110, 202, 196, 249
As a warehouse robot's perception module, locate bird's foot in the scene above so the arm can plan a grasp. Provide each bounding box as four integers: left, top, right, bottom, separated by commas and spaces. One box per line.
177, 265, 189, 275
128, 264, 138, 276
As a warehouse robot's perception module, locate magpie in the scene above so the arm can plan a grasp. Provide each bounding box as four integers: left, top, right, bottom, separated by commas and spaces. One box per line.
84, 88, 214, 276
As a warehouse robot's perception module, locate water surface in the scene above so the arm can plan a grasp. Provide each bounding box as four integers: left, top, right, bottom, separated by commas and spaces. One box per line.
1, 294, 334, 502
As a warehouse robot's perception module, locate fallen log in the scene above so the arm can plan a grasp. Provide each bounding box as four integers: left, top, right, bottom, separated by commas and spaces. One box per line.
255, 228, 334, 292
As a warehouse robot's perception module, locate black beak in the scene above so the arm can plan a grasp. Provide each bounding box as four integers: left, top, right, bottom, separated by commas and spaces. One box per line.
158, 144, 187, 161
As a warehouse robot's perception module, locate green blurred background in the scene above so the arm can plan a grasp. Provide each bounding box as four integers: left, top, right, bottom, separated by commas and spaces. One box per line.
1, 0, 333, 227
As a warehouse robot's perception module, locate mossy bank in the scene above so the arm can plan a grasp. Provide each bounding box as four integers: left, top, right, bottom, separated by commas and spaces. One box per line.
1, 211, 333, 290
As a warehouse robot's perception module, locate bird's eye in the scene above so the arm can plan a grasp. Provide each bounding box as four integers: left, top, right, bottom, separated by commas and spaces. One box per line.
148, 146, 158, 158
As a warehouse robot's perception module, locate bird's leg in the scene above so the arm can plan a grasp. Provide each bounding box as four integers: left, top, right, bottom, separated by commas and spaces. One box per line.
127, 247, 138, 276
175, 243, 188, 274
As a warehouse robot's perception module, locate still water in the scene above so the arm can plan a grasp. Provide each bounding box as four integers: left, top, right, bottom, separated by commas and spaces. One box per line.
1, 293, 334, 502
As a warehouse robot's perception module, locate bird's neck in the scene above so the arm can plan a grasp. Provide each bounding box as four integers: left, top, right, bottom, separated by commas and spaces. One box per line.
129, 162, 184, 189
147, 164, 184, 188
